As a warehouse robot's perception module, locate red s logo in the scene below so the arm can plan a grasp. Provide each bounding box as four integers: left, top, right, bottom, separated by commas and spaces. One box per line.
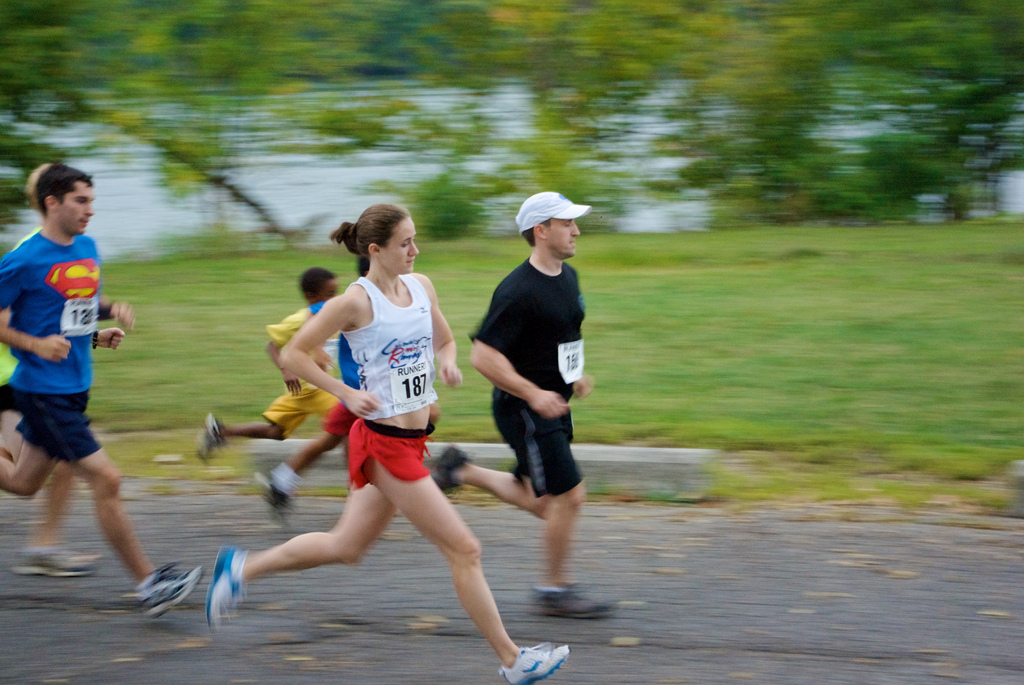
45, 259, 100, 299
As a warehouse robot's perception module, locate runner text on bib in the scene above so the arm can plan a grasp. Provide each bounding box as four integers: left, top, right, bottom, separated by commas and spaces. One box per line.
390, 360, 431, 413
557, 339, 584, 384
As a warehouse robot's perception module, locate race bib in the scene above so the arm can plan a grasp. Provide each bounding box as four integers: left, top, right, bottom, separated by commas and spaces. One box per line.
390, 360, 432, 413
60, 296, 99, 337
324, 337, 340, 368
558, 339, 584, 384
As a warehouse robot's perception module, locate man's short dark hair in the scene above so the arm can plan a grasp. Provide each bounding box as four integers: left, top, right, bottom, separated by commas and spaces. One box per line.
300, 267, 336, 296
521, 219, 550, 247
36, 163, 92, 216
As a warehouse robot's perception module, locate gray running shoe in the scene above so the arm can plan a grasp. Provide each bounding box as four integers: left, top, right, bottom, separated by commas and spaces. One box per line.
12, 549, 96, 577
534, 585, 613, 619
139, 563, 203, 617
499, 643, 570, 684
254, 472, 291, 523
430, 445, 470, 491
197, 413, 226, 462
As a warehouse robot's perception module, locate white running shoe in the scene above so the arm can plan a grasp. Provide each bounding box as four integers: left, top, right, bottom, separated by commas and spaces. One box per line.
12, 548, 97, 577
499, 643, 570, 684
206, 545, 247, 629
138, 563, 203, 617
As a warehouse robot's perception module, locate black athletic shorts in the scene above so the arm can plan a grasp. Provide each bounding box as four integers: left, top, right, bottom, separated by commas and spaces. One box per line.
493, 392, 581, 497
0, 384, 16, 413
13, 389, 101, 462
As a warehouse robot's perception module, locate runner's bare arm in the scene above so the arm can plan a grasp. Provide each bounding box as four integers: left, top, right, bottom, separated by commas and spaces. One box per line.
0, 308, 70, 362
95, 327, 125, 349
267, 341, 302, 395
470, 340, 569, 419
413, 274, 461, 387
573, 374, 594, 399
98, 298, 135, 330
280, 288, 380, 417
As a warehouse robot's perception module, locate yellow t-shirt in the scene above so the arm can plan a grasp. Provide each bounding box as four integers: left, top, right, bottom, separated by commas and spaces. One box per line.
266, 307, 311, 349
266, 306, 338, 392
0, 228, 42, 386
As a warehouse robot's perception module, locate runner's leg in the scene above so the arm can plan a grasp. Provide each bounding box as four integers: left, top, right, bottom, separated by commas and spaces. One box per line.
31, 463, 74, 548
543, 483, 586, 587
368, 461, 520, 666
71, 450, 153, 582
0, 442, 56, 496
286, 432, 344, 475
242, 482, 396, 580
222, 421, 286, 440
2, 409, 76, 548
458, 463, 548, 517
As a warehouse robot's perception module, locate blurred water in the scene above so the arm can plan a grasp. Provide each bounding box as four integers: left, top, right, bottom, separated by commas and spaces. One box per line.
11, 83, 1019, 259
1001, 171, 1024, 214
10, 84, 708, 258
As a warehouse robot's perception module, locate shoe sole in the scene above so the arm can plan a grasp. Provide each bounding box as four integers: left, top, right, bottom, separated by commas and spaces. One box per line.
536, 606, 613, 619
532, 658, 567, 683
145, 567, 203, 618
12, 565, 94, 577
505, 652, 569, 684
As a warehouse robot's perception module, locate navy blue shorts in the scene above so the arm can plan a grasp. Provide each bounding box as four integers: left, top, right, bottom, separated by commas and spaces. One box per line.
13, 390, 101, 462
493, 393, 581, 497
0, 384, 16, 413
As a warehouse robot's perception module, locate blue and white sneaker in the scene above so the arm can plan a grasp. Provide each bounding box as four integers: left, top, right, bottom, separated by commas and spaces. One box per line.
206, 546, 247, 629
499, 643, 570, 684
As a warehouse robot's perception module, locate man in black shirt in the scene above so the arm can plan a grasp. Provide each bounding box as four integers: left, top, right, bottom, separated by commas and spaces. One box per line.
432, 192, 611, 618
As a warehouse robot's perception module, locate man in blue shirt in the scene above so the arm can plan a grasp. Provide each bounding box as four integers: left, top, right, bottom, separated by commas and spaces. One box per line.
0, 163, 201, 616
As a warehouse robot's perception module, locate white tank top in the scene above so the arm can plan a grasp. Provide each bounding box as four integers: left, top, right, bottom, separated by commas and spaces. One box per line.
343, 274, 438, 420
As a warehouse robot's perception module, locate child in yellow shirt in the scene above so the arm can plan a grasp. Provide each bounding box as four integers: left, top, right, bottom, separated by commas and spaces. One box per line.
197, 267, 339, 460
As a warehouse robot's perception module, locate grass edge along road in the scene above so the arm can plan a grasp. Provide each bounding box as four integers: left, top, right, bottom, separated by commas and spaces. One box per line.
81, 221, 1022, 511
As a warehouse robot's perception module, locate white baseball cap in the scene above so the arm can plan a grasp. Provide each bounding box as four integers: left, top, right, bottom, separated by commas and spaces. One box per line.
515, 192, 592, 233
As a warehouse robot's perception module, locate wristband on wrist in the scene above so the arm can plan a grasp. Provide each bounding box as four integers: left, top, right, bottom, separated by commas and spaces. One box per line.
92, 331, 99, 349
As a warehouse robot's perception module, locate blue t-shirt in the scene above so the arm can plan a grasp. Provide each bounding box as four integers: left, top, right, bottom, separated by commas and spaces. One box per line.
337, 334, 359, 390
308, 300, 359, 391
0, 232, 101, 394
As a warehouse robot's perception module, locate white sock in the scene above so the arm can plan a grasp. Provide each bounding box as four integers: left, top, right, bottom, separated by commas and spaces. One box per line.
271, 464, 301, 495
136, 569, 159, 598
232, 550, 248, 587
22, 546, 59, 556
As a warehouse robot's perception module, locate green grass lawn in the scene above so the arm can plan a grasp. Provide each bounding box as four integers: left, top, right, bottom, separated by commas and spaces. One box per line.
89, 220, 1024, 509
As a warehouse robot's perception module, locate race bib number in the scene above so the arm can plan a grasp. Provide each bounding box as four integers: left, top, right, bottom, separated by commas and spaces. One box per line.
390, 360, 432, 413
60, 296, 99, 337
324, 337, 340, 368
558, 339, 584, 384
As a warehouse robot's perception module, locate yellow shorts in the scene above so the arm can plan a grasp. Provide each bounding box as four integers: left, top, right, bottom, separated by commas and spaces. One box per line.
262, 388, 339, 439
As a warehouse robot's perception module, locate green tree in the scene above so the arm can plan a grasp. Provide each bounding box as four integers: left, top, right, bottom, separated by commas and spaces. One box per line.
0, 0, 93, 226
679, 0, 1024, 223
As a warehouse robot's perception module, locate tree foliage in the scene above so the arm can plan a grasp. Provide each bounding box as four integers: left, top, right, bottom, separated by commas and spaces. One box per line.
0, 0, 94, 225
1, 0, 1022, 230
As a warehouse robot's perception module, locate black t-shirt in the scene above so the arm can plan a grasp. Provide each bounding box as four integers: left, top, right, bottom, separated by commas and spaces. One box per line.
472, 259, 585, 402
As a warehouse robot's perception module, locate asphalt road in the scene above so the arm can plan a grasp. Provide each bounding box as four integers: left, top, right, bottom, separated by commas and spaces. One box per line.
1, 480, 1022, 684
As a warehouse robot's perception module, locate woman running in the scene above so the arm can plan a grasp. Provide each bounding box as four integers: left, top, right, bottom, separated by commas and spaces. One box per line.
205, 204, 569, 684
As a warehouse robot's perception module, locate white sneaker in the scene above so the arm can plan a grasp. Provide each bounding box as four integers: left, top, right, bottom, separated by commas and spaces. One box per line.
12, 548, 97, 577
499, 643, 570, 684
138, 563, 203, 617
